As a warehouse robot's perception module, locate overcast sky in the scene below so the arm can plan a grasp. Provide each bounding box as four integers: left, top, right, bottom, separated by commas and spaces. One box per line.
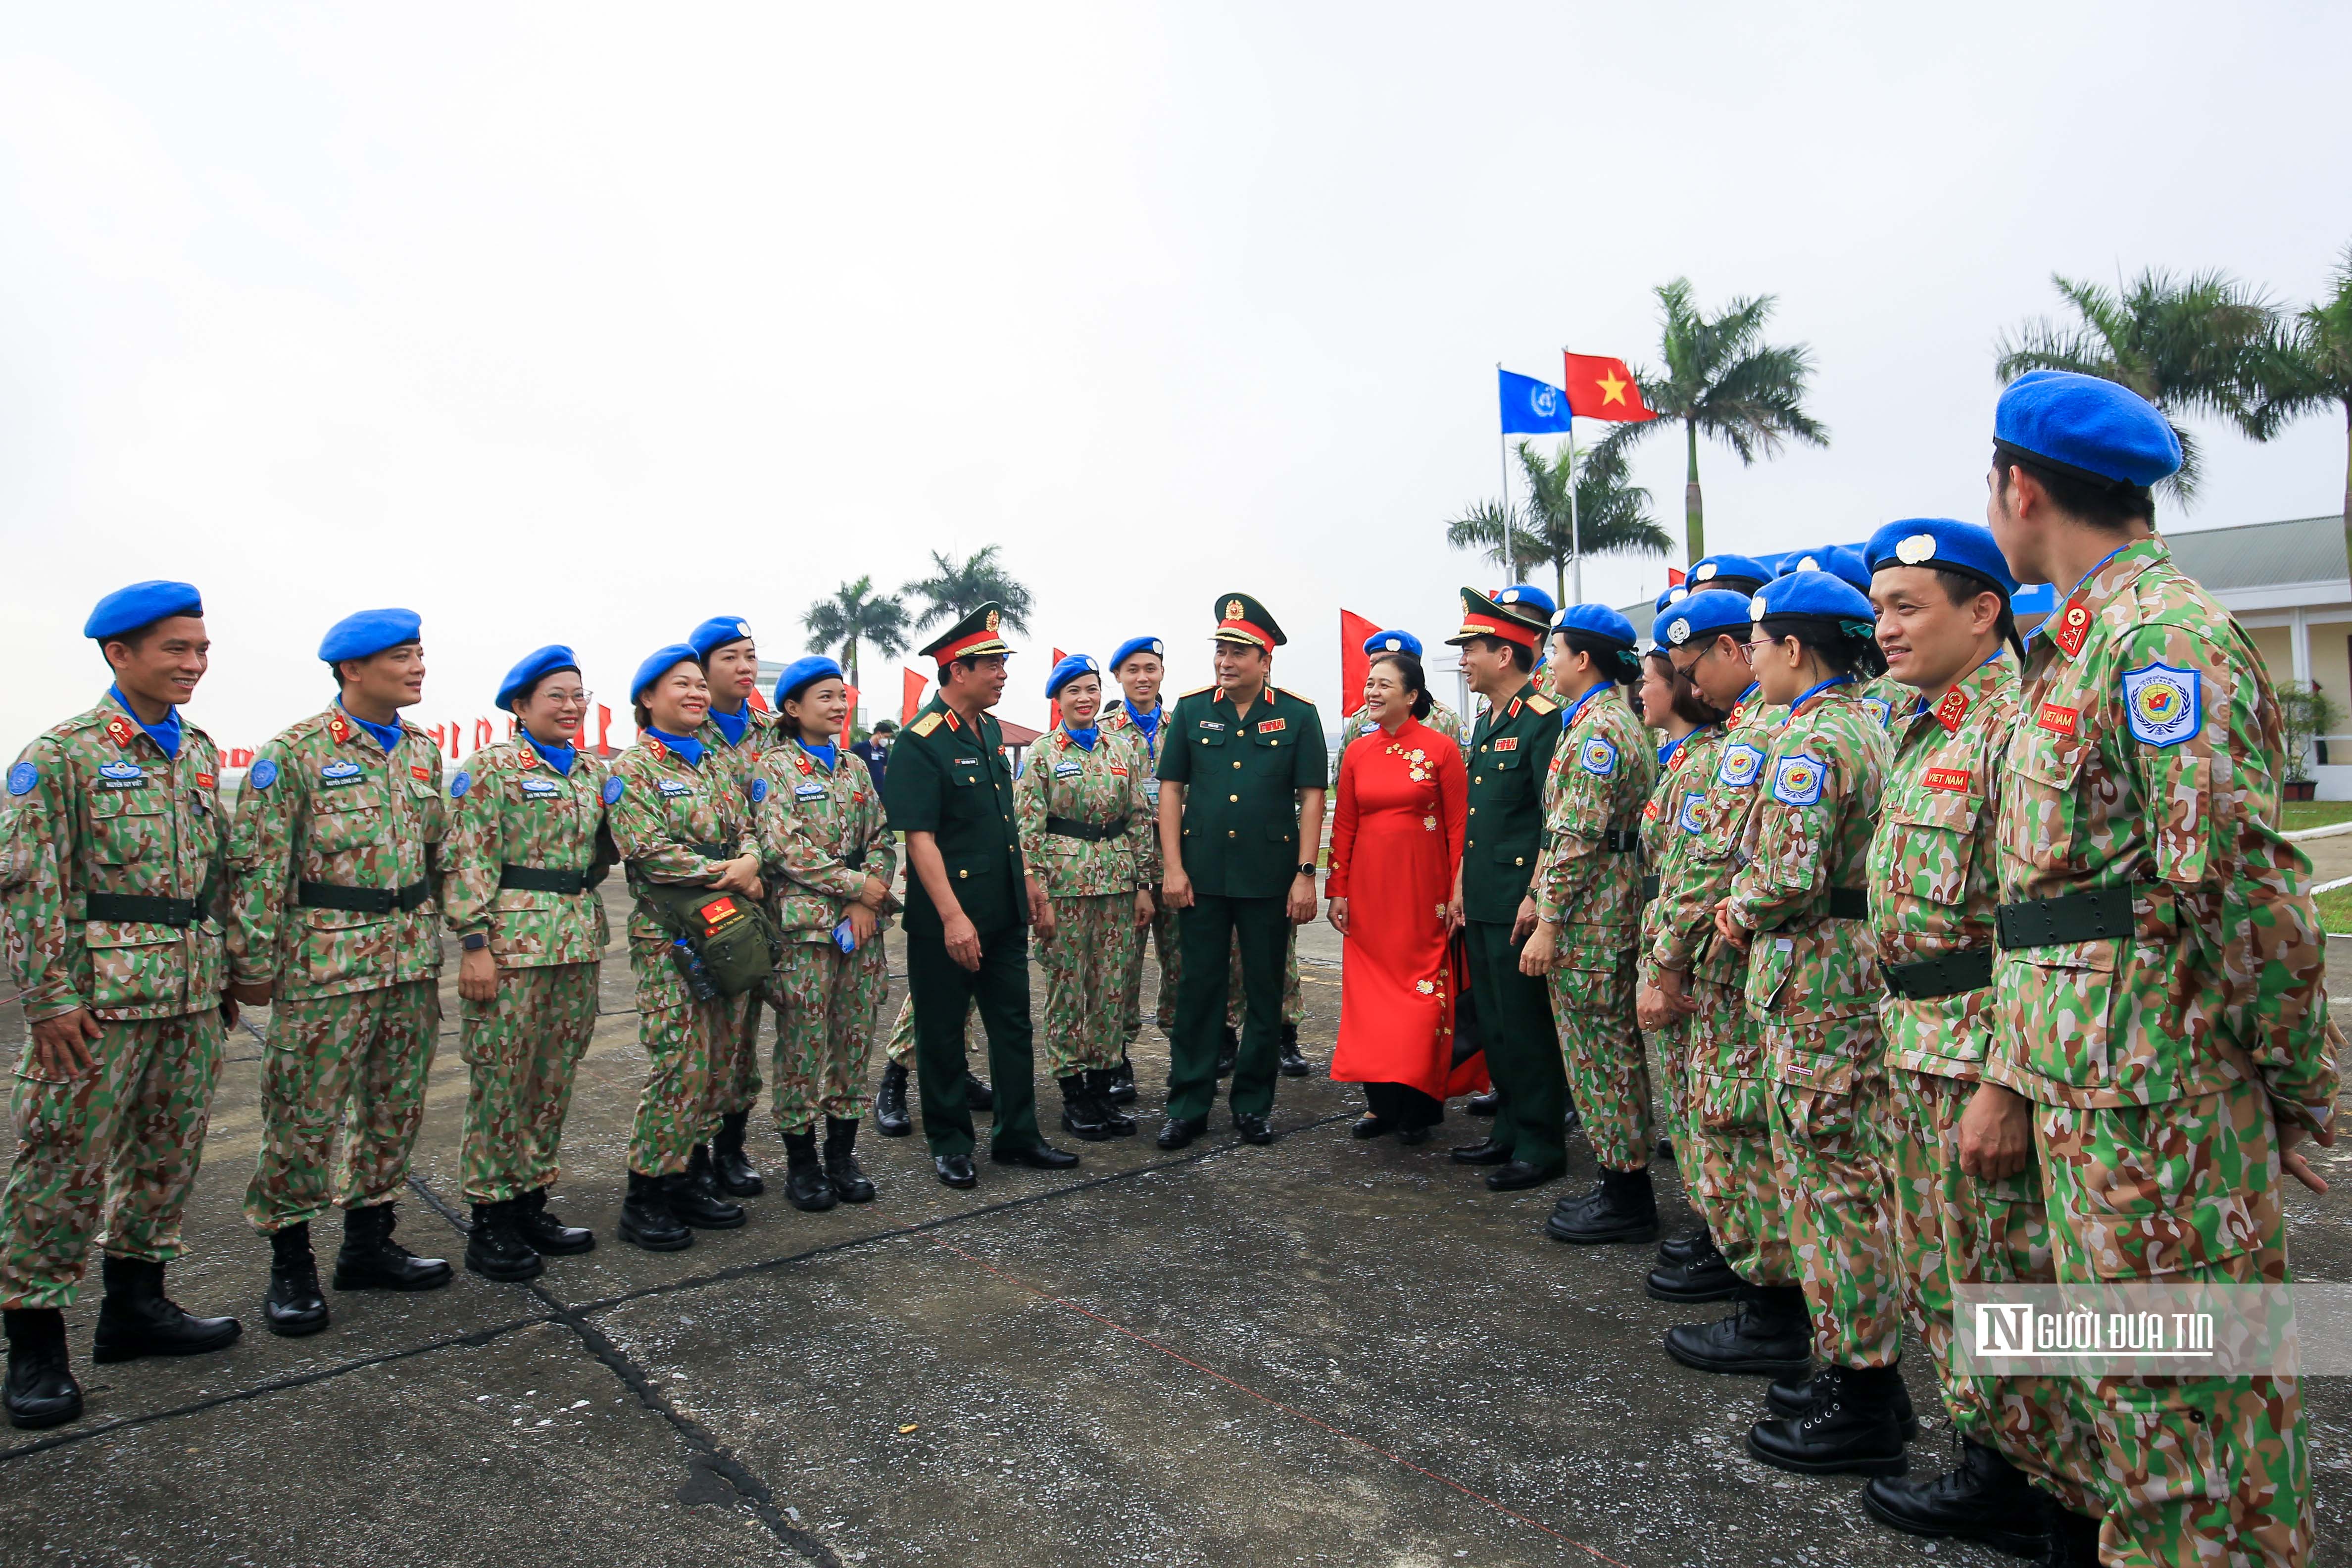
2, 2, 2347, 749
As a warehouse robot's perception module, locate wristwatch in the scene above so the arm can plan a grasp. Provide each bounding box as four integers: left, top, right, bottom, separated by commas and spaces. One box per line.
460, 933, 488, 952
1296, 863, 1317, 877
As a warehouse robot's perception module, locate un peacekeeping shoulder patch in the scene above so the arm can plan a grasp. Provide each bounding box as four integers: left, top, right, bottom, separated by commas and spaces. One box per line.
748, 777, 768, 804
2121, 661, 2201, 748
1717, 742, 1764, 788
602, 776, 625, 805
247, 758, 279, 791
1579, 736, 1618, 777
6, 761, 35, 797
450, 770, 472, 799
1770, 753, 1827, 806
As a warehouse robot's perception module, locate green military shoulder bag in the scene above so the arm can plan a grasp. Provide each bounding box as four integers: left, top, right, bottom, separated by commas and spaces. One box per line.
636, 877, 782, 1000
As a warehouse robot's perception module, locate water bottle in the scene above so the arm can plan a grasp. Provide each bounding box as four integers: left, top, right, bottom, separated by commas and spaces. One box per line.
670, 935, 718, 1001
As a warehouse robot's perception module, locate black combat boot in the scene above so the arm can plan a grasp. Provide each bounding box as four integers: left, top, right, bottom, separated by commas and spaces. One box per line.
874, 1062, 913, 1137
1543, 1165, 1659, 1244
1662, 1283, 1812, 1376
1747, 1362, 1910, 1476
671, 1149, 747, 1228
1645, 1226, 1745, 1303
92, 1256, 241, 1362
1059, 1075, 1116, 1141
333, 1203, 453, 1292
1658, 1225, 1708, 1266
619, 1169, 692, 1251
1862, 1436, 2043, 1558
1464, 1088, 1500, 1117
2, 1309, 80, 1429
709, 1111, 765, 1198
1215, 1026, 1239, 1078
1104, 1054, 1138, 1104
2043, 1499, 2102, 1568
463, 1199, 544, 1282
783, 1129, 837, 1212
517, 1188, 595, 1256
1770, 1365, 1918, 1438
1277, 1023, 1309, 1077
262, 1221, 330, 1336
962, 1069, 995, 1112
823, 1117, 876, 1203
1086, 1069, 1137, 1135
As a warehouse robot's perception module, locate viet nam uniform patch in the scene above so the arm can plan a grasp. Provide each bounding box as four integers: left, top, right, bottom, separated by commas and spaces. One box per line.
1578, 736, 1618, 777
2121, 661, 2201, 748
1769, 753, 1827, 806
1717, 742, 1764, 788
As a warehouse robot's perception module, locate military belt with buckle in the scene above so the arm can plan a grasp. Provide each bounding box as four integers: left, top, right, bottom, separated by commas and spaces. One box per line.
1882, 947, 1994, 1000
296, 879, 432, 915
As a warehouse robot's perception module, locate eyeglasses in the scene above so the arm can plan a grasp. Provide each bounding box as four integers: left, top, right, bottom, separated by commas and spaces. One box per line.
538, 690, 592, 708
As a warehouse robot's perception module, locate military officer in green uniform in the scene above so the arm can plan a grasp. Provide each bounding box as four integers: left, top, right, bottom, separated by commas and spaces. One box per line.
1155, 593, 1328, 1149
883, 604, 1078, 1189
1435, 588, 1565, 1190
1, 583, 242, 1430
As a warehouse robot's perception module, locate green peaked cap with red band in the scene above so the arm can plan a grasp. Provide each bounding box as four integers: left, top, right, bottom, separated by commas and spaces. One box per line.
921, 600, 1013, 666
1211, 591, 1285, 651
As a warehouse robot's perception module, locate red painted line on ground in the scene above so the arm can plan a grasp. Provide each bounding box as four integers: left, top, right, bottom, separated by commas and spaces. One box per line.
928, 1234, 1631, 1566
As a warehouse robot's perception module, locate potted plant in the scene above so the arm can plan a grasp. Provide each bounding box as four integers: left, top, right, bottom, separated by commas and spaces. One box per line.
2277, 680, 2342, 801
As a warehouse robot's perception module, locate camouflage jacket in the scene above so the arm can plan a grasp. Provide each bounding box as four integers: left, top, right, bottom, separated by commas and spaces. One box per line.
1867, 655, 2018, 1081
1986, 536, 2340, 1130
1647, 686, 1782, 988
1, 692, 228, 1021
1096, 700, 1169, 883
1725, 684, 1889, 1085
606, 733, 758, 951
1338, 697, 1469, 759
1855, 671, 1921, 733
227, 706, 448, 1002
1533, 683, 1656, 954
1637, 728, 1706, 958
694, 703, 783, 803
1015, 726, 1152, 898
753, 735, 898, 943
441, 736, 611, 968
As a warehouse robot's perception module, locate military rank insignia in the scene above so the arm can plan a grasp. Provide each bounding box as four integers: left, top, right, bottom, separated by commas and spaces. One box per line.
2053, 598, 2095, 657
1770, 753, 1826, 806
104, 715, 138, 748
1717, 743, 1764, 787
2122, 662, 2201, 748
1933, 687, 1971, 732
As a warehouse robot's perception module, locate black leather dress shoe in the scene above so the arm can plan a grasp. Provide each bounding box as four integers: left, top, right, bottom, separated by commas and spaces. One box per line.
1157, 1116, 1209, 1150
1449, 1137, 1512, 1166
1231, 1114, 1274, 1145
1464, 1089, 1500, 1117
934, 1154, 979, 1189
1351, 1114, 1391, 1139
1485, 1160, 1564, 1191
989, 1140, 1080, 1170
962, 1071, 995, 1112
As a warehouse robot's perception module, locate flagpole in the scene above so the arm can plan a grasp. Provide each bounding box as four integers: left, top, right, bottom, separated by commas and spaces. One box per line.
1567, 416, 1583, 604
1496, 362, 1509, 514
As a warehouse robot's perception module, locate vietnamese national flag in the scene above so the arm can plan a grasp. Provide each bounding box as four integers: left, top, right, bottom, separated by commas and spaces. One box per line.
1667, 567, 1685, 587
1048, 647, 1067, 728
1340, 609, 1381, 718
839, 685, 859, 749
1562, 352, 1658, 422
901, 668, 927, 725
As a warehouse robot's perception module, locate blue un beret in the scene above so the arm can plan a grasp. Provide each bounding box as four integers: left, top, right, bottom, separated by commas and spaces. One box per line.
319, 608, 423, 666
1363, 628, 1422, 658
687, 615, 755, 661
1550, 603, 1638, 648
1045, 653, 1101, 700
1495, 584, 1557, 621
631, 642, 702, 703
1654, 584, 1689, 618
86, 581, 202, 643
1864, 518, 2019, 599
1751, 569, 1875, 626
773, 656, 843, 708
496, 644, 581, 712
1776, 545, 1872, 596
1995, 370, 2181, 489
1109, 636, 1165, 673
1687, 554, 1772, 593
1654, 590, 1754, 649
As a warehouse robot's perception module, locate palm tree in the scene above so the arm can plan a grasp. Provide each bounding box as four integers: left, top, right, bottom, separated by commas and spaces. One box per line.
901, 545, 1034, 635
801, 576, 910, 689
1445, 439, 1671, 603
1995, 268, 2277, 507
1596, 278, 1829, 563
2247, 242, 2352, 575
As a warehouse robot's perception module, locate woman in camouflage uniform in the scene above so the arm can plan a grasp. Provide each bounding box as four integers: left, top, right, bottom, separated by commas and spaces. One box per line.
753, 657, 898, 1212
1016, 655, 1153, 1141
605, 646, 765, 1252
1634, 636, 1717, 1243
442, 646, 608, 1280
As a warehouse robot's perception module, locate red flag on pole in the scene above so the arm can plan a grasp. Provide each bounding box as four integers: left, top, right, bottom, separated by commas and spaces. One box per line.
901, 669, 927, 725
747, 688, 771, 713
1339, 610, 1380, 719
839, 685, 858, 750
1561, 352, 1659, 422
1666, 567, 1686, 587
1048, 647, 1067, 728
594, 705, 613, 757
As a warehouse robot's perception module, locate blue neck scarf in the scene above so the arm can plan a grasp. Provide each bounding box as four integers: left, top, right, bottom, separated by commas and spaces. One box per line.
802, 741, 838, 772
706, 700, 749, 747
1657, 731, 1688, 769
337, 697, 404, 755
525, 730, 578, 776
108, 686, 181, 759
1125, 700, 1162, 744
1062, 725, 1099, 751
1558, 681, 1607, 732
643, 726, 706, 767
1786, 674, 1855, 721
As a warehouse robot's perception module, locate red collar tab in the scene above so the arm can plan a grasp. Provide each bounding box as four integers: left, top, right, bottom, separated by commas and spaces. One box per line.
517, 744, 537, 769
103, 714, 139, 749
646, 736, 668, 760
943, 709, 961, 731
2052, 596, 2094, 659
1505, 695, 1522, 718
327, 714, 352, 745
1933, 687, 1971, 733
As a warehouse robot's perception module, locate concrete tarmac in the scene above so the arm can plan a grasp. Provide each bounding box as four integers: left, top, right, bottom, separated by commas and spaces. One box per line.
1, 894, 2345, 1567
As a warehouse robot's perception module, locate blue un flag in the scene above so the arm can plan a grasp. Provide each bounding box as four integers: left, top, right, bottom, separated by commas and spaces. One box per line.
1498, 369, 1574, 434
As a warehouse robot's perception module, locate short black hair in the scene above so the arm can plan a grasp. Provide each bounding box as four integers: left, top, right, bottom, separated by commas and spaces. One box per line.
1368, 651, 1433, 720
1992, 444, 2155, 531
1929, 569, 2020, 654
1757, 616, 1888, 679
1467, 634, 1533, 673
873, 720, 898, 735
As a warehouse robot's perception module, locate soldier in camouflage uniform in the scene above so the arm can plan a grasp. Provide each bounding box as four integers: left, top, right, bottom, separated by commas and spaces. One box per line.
0, 583, 242, 1429
604, 645, 764, 1250
441, 645, 608, 1283
1523, 606, 1659, 1244
754, 657, 897, 1211
1846, 522, 2074, 1556
1018, 656, 1154, 1141
1099, 635, 1175, 1098
1776, 548, 1922, 734
1972, 373, 2339, 1568
689, 615, 783, 1198
1635, 632, 1712, 1185
230, 608, 454, 1337
1712, 570, 1906, 1475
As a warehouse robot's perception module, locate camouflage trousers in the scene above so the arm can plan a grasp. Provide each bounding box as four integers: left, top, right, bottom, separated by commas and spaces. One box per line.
1884, 1067, 2086, 1510
0, 1009, 225, 1309
626, 938, 744, 1176
458, 963, 597, 1204
2033, 1079, 2310, 1567
1686, 976, 1791, 1285
1766, 1029, 1901, 1369
1644, 1016, 1695, 1166
245, 980, 440, 1232
1041, 893, 1139, 1077
1546, 949, 1652, 1170
1119, 888, 1178, 1044
768, 937, 887, 1132
885, 991, 972, 1072
713, 980, 765, 1121
1226, 921, 1301, 1029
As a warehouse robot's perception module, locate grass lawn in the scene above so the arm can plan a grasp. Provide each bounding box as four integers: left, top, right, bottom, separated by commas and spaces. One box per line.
2317, 885, 2352, 936
2284, 800, 2352, 832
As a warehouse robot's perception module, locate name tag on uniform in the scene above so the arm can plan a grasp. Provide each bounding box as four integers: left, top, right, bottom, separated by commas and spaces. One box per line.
1199, 720, 1225, 732
320, 760, 365, 788
1054, 762, 1084, 779
1493, 736, 1518, 752
97, 760, 147, 790
1256, 718, 1286, 734
793, 783, 826, 801
520, 778, 560, 797
658, 780, 695, 799
1922, 767, 1971, 793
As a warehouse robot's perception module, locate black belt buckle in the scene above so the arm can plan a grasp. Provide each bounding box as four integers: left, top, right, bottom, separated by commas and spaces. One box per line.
497, 865, 590, 895
1996, 883, 2135, 949
1883, 947, 1994, 1000
298, 879, 431, 915
84, 892, 198, 928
